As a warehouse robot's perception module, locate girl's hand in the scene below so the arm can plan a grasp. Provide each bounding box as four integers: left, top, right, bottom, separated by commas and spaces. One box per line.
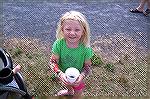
59, 72, 69, 85
59, 72, 79, 86
73, 74, 84, 86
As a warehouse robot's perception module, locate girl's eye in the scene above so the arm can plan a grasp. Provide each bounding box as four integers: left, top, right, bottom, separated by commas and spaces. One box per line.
75, 29, 80, 32
65, 28, 71, 31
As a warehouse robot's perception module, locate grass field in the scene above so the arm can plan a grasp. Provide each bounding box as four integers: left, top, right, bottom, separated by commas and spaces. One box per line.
3, 34, 148, 96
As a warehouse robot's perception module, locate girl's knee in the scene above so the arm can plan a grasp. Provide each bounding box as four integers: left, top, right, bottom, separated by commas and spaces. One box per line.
74, 89, 83, 96
73, 90, 83, 99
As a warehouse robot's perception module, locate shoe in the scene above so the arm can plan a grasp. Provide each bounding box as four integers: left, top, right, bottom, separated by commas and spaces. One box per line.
130, 9, 143, 13
144, 9, 150, 16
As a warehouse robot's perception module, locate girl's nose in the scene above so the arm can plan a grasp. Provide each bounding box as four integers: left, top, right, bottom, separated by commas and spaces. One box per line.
70, 31, 76, 35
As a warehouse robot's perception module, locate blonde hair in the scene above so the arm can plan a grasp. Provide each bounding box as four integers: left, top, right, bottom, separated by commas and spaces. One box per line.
56, 11, 91, 47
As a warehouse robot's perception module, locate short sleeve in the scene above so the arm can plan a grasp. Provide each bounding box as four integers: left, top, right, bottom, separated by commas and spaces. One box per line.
84, 47, 93, 61
52, 40, 61, 55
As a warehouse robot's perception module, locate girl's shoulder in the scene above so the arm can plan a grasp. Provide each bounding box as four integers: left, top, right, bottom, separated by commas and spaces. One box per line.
81, 44, 93, 60
79, 43, 93, 53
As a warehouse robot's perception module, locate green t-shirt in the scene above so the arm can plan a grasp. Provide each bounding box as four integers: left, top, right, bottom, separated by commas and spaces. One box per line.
52, 39, 93, 73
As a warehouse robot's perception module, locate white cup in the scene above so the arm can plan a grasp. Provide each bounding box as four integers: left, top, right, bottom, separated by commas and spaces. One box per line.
65, 67, 80, 83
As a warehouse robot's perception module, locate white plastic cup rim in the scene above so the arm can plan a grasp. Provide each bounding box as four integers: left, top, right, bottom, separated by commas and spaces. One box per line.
65, 67, 80, 83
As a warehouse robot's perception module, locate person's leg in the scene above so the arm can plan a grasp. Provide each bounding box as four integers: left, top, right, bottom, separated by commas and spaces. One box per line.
146, 0, 150, 9
56, 80, 85, 96
72, 81, 85, 99
137, 0, 147, 11
56, 85, 74, 96
66, 85, 74, 95
130, 0, 147, 13
144, 0, 150, 15
73, 89, 83, 99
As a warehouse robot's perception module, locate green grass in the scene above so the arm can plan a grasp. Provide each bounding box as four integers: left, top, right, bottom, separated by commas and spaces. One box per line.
91, 53, 103, 66
104, 63, 114, 72
3, 36, 148, 96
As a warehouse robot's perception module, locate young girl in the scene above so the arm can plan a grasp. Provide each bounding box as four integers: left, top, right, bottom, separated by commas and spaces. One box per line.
49, 11, 93, 98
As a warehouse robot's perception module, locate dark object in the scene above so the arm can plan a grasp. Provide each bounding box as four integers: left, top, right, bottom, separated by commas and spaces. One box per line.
130, 9, 143, 13
0, 68, 13, 85
144, 8, 150, 16
0, 48, 32, 99
69, 76, 74, 78
0, 48, 12, 69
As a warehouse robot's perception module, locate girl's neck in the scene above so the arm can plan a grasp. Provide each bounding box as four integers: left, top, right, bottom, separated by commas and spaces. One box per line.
66, 41, 79, 48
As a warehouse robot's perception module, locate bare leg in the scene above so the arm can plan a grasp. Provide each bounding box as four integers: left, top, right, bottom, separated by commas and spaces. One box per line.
73, 90, 83, 99
130, 0, 147, 13
144, 0, 150, 15
136, 0, 147, 12
56, 85, 74, 96
66, 85, 74, 95
147, 0, 150, 9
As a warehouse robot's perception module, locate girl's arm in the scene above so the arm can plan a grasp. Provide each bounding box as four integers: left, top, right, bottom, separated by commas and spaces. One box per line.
48, 54, 62, 75
81, 59, 92, 77
74, 59, 92, 85
48, 54, 68, 84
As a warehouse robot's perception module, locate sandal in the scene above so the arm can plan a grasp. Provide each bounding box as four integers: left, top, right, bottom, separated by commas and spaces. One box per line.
144, 9, 150, 16
130, 9, 143, 13
56, 89, 74, 96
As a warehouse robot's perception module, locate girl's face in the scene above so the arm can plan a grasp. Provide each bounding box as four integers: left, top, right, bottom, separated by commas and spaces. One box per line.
62, 19, 83, 45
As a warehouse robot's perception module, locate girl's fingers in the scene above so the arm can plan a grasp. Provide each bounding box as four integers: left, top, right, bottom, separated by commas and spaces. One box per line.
60, 73, 69, 85
73, 74, 83, 85
62, 77, 68, 84
76, 75, 82, 82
